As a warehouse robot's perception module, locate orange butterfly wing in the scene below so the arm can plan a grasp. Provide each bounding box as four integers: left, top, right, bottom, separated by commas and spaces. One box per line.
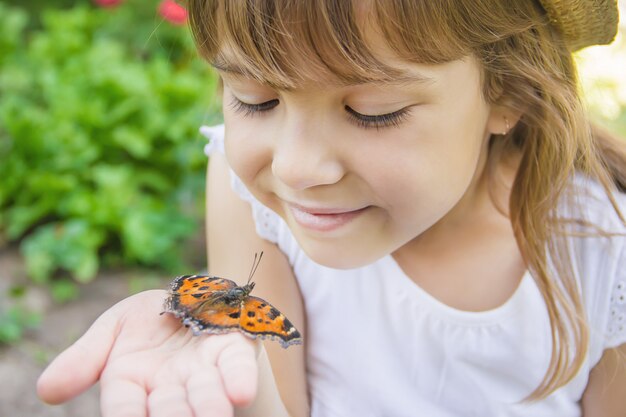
164, 275, 240, 335
169, 275, 235, 303
239, 296, 302, 348
164, 275, 302, 348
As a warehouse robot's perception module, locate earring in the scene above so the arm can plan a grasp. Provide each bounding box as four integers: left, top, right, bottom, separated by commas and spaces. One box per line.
502, 116, 511, 135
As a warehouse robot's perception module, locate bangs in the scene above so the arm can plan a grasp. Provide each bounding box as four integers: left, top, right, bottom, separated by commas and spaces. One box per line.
187, 0, 473, 89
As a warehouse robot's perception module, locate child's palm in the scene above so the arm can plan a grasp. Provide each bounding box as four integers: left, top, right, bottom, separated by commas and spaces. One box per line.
37, 290, 258, 417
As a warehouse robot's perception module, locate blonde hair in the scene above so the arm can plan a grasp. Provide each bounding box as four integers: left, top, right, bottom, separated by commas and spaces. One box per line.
187, 0, 626, 399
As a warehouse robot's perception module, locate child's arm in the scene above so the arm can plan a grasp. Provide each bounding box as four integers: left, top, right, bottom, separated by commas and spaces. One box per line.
581, 343, 626, 416
206, 152, 309, 417
37, 154, 308, 417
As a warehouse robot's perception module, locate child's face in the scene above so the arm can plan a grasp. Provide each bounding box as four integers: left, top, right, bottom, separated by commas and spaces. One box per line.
218, 48, 503, 269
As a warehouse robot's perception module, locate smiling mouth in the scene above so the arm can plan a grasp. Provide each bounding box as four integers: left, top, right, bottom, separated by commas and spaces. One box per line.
288, 204, 369, 232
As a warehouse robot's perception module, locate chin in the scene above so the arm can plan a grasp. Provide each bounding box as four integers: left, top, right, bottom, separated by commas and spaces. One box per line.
297, 239, 385, 270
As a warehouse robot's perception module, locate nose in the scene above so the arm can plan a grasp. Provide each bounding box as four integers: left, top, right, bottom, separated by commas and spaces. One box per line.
271, 123, 345, 190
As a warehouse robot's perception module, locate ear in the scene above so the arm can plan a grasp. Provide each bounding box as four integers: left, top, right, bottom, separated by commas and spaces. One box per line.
486, 106, 523, 136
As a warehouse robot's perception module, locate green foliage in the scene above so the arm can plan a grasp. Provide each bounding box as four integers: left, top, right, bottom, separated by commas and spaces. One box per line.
0, 306, 41, 345
0, 2, 221, 285
0, 284, 41, 344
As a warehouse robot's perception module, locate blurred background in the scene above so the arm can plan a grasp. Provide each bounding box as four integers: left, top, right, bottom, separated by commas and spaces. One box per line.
0, 0, 625, 415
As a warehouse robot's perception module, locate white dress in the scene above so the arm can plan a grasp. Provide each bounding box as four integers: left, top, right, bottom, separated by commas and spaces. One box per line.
202, 125, 626, 417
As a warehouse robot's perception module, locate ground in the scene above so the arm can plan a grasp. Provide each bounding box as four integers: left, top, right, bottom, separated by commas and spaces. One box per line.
0, 244, 202, 417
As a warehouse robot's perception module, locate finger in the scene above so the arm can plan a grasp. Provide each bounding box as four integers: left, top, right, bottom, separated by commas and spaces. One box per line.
148, 384, 193, 417
37, 311, 118, 404
100, 379, 147, 417
216, 337, 258, 406
187, 364, 234, 417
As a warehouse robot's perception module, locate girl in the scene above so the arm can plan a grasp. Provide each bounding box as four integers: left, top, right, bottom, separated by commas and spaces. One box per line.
38, 0, 626, 416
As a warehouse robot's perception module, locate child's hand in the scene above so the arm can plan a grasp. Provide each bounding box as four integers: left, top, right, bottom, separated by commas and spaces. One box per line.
37, 290, 259, 417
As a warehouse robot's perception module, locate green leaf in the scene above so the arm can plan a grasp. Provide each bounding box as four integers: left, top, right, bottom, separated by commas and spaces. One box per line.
0, 3, 28, 62
122, 205, 195, 265
20, 220, 105, 283
0, 306, 41, 345
51, 279, 79, 303
21, 234, 56, 284
112, 126, 152, 158
0, 320, 22, 344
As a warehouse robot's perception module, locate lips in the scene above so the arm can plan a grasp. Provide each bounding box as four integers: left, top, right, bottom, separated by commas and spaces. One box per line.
288, 203, 369, 232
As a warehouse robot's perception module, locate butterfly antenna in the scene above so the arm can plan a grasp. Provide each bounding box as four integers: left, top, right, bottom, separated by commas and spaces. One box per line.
247, 251, 263, 284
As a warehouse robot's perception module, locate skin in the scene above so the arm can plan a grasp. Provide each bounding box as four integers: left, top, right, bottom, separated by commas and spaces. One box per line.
37, 21, 626, 417
221, 57, 496, 268
36, 290, 261, 417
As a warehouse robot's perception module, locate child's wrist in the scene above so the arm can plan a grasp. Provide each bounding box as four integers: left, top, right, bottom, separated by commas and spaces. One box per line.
235, 345, 292, 417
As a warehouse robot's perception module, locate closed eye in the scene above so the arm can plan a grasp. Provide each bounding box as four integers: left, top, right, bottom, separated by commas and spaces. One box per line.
229, 97, 279, 117
345, 106, 413, 130
228, 95, 413, 130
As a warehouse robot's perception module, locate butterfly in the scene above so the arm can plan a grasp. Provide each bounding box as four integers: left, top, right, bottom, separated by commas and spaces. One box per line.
162, 253, 302, 348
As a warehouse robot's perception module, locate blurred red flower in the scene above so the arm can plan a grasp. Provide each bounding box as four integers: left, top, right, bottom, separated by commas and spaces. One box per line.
158, 0, 188, 25
93, 0, 124, 7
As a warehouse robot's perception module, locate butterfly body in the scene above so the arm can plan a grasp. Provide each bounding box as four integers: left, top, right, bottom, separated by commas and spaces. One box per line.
163, 274, 302, 348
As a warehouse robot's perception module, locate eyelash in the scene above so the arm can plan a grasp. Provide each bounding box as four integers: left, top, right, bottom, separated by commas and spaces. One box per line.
344, 106, 411, 130
228, 97, 412, 130
229, 97, 279, 117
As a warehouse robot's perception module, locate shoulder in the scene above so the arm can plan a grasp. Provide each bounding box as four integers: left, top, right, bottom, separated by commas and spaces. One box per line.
565, 174, 625, 281
563, 175, 625, 282
564, 174, 626, 358
569, 174, 626, 233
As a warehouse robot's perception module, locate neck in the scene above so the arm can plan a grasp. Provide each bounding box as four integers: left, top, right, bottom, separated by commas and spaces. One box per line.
391, 145, 525, 311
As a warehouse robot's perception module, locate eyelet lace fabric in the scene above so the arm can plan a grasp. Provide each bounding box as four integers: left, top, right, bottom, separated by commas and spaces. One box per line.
201, 125, 280, 243
607, 277, 626, 346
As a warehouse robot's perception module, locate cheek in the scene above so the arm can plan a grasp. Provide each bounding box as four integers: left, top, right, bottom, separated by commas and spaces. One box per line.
222, 118, 269, 185
361, 126, 485, 224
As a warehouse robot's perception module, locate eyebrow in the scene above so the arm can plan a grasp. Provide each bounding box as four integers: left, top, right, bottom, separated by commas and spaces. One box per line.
210, 59, 435, 87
